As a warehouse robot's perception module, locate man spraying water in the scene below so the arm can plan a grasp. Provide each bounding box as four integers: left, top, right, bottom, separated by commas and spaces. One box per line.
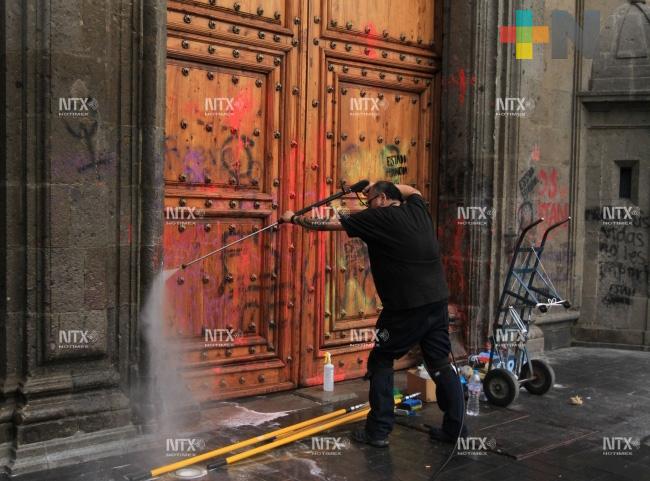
281, 181, 467, 447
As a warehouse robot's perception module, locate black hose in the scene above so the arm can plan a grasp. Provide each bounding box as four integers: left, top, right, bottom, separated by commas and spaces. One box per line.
429, 350, 465, 480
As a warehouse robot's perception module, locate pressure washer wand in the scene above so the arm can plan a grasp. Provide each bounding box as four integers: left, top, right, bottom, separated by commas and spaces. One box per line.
180, 222, 278, 270
179, 179, 369, 270
290, 179, 369, 216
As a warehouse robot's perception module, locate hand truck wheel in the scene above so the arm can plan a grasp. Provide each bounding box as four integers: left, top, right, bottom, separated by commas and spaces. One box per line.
483, 368, 519, 407
520, 359, 555, 395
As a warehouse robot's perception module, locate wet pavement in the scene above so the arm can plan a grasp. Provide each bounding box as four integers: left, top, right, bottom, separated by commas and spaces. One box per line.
3, 347, 650, 481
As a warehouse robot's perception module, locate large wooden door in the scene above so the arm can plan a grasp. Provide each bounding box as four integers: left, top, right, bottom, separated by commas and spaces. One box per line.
163, 0, 442, 400
298, 0, 443, 385
163, 0, 302, 401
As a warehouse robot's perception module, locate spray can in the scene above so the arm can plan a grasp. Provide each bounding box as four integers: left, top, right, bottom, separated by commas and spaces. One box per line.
323, 352, 334, 392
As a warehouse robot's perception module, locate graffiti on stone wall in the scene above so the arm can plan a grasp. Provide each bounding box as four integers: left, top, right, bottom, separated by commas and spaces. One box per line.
590, 209, 649, 307
439, 218, 468, 321
517, 161, 569, 236
442, 68, 477, 106
515, 152, 572, 297
59, 80, 113, 176
537, 167, 569, 228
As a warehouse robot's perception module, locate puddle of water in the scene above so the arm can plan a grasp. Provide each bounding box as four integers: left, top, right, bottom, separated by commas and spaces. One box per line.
205, 403, 292, 429
174, 467, 207, 479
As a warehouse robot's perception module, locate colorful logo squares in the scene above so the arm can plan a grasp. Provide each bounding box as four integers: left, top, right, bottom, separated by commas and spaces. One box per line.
499, 10, 550, 59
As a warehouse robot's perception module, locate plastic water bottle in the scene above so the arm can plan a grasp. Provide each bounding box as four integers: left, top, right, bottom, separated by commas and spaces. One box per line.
467, 370, 481, 416
417, 364, 431, 379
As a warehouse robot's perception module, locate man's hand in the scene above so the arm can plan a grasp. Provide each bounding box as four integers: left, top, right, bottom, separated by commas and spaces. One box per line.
280, 210, 295, 224
394, 184, 422, 199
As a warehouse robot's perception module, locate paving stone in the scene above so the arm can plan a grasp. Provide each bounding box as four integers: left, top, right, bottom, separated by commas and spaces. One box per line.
5, 347, 650, 481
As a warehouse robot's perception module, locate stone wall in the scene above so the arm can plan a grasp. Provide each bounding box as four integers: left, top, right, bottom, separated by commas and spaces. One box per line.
0, 0, 166, 473
439, 0, 649, 353
576, 0, 650, 349
440, 0, 582, 353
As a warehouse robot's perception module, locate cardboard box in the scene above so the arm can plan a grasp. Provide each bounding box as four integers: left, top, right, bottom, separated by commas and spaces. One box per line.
406, 369, 437, 402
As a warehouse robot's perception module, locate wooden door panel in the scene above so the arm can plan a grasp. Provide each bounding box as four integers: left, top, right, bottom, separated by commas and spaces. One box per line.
323, 59, 435, 356
338, 83, 424, 186
165, 62, 267, 188
164, 0, 297, 401
299, 0, 441, 386
331, 235, 377, 322
163, 221, 207, 337
178, 0, 287, 25
328, 0, 437, 47
194, 219, 267, 336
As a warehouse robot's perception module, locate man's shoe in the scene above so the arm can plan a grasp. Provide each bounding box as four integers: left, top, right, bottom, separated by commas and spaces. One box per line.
427, 426, 469, 444
351, 428, 390, 448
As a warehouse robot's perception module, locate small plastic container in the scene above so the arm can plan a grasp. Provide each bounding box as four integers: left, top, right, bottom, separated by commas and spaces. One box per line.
467, 369, 482, 416
323, 352, 334, 392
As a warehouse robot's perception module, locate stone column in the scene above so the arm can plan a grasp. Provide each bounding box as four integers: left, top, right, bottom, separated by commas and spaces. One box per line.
0, 0, 166, 473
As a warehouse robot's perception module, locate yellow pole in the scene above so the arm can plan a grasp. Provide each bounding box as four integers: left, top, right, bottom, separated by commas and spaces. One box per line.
208, 392, 420, 469
148, 392, 419, 478
208, 408, 371, 469
150, 402, 367, 477
273, 404, 365, 440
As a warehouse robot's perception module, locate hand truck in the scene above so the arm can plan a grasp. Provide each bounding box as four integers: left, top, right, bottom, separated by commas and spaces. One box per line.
483, 217, 571, 407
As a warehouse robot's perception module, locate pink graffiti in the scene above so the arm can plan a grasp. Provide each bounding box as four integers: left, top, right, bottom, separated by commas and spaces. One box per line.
363, 22, 379, 59
538, 167, 558, 198
227, 88, 254, 163
531, 144, 541, 162
537, 167, 569, 236
442, 69, 477, 106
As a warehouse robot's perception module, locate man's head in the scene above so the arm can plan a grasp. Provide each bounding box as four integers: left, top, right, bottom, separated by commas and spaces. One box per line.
365, 181, 403, 208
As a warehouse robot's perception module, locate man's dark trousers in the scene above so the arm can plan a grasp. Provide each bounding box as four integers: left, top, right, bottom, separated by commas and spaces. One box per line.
364, 300, 465, 440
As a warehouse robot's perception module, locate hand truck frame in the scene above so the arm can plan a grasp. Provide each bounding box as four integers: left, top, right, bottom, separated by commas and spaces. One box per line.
483, 217, 571, 407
